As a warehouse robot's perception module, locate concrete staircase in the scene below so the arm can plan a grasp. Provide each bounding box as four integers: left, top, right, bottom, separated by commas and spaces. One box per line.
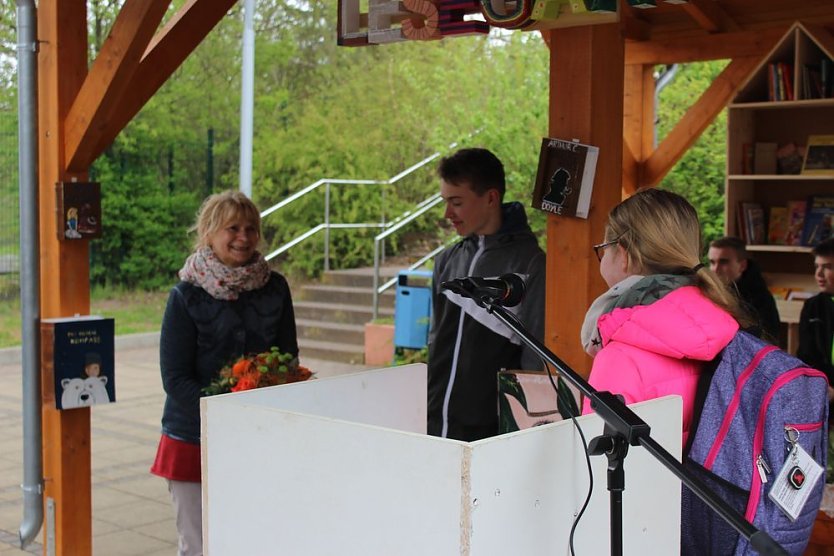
292, 266, 401, 364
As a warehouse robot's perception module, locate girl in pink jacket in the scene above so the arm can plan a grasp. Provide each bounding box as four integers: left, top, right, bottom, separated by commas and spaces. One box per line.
581, 188, 749, 444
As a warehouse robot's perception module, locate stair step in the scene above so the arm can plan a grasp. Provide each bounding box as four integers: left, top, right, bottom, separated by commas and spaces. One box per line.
299, 338, 365, 365
319, 266, 404, 288
295, 319, 365, 345
295, 284, 396, 309
293, 300, 394, 325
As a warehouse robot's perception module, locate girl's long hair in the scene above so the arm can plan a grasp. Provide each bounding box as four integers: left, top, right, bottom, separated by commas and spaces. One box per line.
606, 187, 750, 327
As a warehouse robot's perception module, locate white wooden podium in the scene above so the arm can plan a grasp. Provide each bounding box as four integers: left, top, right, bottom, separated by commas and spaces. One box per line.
201, 364, 682, 555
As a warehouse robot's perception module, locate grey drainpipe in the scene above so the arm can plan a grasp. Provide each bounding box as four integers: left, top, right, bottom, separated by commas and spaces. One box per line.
654, 64, 679, 148
17, 0, 43, 548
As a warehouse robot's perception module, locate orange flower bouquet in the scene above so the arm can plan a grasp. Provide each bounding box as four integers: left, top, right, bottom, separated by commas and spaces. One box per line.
202, 347, 313, 396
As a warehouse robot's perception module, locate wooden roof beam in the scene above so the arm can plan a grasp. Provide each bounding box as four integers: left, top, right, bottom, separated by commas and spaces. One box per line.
64, 0, 170, 172
641, 55, 759, 186
92, 0, 238, 164
682, 0, 739, 33
625, 25, 785, 64
620, 0, 651, 41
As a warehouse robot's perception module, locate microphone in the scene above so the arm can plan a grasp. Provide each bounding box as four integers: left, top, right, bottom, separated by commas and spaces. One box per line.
440, 273, 526, 307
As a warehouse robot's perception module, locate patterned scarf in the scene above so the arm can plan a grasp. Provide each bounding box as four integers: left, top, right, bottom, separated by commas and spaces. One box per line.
580, 274, 696, 357
178, 246, 270, 300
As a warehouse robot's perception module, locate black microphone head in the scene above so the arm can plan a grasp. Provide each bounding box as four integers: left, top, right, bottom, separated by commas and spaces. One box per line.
499, 273, 525, 307
440, 279, 466, 296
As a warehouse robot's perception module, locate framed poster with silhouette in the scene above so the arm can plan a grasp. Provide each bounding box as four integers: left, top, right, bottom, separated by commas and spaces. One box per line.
530, 137, 599, 219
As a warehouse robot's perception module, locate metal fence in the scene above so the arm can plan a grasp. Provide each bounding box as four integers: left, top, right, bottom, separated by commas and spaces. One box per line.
0, 107, 19, 299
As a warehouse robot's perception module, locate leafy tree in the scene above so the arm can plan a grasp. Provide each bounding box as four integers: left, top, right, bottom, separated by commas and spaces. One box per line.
90, 120, 199, 290
656, 61, 729, 247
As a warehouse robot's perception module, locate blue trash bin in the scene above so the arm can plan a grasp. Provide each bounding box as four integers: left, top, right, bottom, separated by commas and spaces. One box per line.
394, 270, 433, 350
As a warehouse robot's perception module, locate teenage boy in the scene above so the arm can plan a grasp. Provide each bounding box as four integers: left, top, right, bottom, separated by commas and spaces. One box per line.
797, 237, 834, 482
708, 236, 781, 342
427, 148, 545, 442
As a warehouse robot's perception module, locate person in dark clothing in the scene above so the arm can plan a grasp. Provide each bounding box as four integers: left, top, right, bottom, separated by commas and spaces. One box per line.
150, 190, 298, 556
427, 148, 545, 442
708, 236, 781, 343
797, 237, 834, 482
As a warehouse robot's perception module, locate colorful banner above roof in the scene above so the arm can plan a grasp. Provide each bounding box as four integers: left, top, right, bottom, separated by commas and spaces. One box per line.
337, 0, 619, 46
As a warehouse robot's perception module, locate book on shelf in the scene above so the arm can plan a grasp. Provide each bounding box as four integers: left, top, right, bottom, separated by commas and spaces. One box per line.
753, 142, 777, 174
802, 64, 825, 99
736, 202, 748, 243
42, 316, 116, 410
801, 135, 834, 176
775, 142, 804, 175
767, 206, 788, 245
800, 195, 834, 246
785, 200, 807, 246
741, 202, 766, 245
779, 62, 794, 100
822, 57, 832, 98
531, 137, 599, 219
741, 143, 754, 174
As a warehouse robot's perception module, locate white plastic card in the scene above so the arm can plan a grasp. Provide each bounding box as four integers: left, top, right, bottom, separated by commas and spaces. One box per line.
767, 444, 824, 521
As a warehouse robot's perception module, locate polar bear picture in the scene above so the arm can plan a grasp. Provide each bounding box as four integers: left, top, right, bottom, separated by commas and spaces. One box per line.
60, 376, 110, 409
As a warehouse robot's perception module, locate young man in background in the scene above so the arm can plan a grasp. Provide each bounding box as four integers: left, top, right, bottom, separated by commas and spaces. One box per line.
797, 237, 834, 483
708, 236, 781, 342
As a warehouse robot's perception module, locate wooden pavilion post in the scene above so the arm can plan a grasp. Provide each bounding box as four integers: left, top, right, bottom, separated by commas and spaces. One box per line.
38, 1, 93, 554
545, 24, 625, 380
622, 63, 654, 196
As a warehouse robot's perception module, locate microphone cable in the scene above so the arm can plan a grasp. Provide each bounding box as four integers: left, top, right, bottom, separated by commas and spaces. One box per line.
538, 352, 593, 556
498, 306, 593, 556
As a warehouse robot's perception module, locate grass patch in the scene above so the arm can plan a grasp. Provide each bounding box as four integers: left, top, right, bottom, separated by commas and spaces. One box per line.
0, 288, 169, 348
0, 295, 20, 347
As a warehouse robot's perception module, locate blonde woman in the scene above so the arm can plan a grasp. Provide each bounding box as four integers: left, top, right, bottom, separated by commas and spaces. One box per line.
150, 190, 298, 556
580, 188, 747, 445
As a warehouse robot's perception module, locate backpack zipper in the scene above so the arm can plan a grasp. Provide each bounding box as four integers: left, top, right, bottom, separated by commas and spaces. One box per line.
785, 421, 824, 433
746, 368, 827, 522
703, 345, 778, 470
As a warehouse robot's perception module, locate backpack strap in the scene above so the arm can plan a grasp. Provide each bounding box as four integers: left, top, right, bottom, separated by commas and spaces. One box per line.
683, 354, 721, 458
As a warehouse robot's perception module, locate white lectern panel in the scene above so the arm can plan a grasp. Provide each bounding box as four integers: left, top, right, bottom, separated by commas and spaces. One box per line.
203, 364, 682, 555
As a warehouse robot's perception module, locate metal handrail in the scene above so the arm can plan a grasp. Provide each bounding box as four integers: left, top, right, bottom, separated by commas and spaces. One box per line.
375, 239, 455, 298
372, 193, 448, 319
260, 139, 463, 270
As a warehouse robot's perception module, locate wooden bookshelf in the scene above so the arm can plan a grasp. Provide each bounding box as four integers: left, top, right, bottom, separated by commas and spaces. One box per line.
725, 22, 834, 352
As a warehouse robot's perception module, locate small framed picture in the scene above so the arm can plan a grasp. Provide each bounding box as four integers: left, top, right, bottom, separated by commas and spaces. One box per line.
801, 135, 834, 175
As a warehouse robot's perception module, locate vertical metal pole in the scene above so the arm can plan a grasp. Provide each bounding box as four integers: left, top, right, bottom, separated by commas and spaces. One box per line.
324, 182, 331, 272
17, 0, 43, 547
380, 185, 386, 264
167, 145, 174, 193
206, 128, 214, 196
239, 0, 255, 197
372, 237, 380, 320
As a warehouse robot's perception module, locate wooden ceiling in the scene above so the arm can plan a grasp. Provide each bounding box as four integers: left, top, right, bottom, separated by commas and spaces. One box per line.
619, 0, 834, 63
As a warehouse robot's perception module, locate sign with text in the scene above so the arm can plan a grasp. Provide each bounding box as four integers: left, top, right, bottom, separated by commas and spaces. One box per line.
337, 0, 618, 47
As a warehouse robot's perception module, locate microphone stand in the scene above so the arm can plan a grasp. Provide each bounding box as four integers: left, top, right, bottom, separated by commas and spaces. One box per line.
472, 295, 787, 556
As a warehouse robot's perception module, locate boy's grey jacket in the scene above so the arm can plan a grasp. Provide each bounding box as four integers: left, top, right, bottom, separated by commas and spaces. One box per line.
427, 202, 545, 441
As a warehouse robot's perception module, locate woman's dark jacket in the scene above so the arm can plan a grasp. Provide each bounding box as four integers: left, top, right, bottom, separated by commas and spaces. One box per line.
159, 271, 298, 443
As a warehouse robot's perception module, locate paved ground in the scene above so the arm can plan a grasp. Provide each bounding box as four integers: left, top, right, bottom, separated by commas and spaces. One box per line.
0, 334, 370, 555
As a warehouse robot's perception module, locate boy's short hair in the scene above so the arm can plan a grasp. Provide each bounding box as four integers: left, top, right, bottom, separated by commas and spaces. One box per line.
709, 236, 748, 260
812, 237, 834, 257
437, 148, 505, 199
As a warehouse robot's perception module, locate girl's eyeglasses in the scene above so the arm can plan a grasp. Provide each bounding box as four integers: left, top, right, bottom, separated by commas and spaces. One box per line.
592, 232, 626, 262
